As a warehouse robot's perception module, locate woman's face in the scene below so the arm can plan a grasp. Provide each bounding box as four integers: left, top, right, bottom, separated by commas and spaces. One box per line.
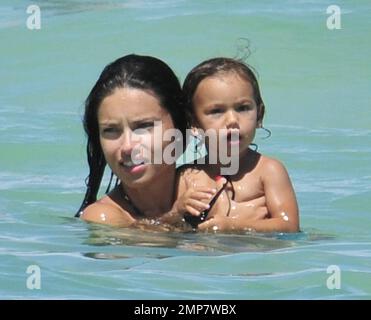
98, 87, 175, 189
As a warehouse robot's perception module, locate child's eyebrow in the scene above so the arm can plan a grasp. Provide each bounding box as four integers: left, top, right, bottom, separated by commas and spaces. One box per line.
234, 98, 255, 105
205, 103, 225, 109
205, 99, 256, 109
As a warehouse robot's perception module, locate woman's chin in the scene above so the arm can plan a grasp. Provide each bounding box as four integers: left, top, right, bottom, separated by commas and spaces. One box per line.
121, 165, 160, 187
117, 162, 173, 189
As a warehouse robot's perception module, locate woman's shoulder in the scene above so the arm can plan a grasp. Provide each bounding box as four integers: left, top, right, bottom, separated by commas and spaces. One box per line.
80, 196, 135, 227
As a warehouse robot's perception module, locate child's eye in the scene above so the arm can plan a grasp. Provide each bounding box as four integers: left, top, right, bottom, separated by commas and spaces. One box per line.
236, 104, 252, 112
208, 108, 223, 115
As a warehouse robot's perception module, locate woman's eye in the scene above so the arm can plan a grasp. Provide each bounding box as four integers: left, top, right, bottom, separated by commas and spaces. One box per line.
103, 127, 117, 133
136, 121, 154, 130
101, 127, 120, 137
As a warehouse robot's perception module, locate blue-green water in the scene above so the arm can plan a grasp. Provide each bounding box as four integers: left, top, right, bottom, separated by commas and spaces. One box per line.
1, 0, 370, 299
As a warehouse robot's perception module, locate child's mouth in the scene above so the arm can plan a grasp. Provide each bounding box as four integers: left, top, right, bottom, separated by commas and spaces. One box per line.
226, 130, 241, 146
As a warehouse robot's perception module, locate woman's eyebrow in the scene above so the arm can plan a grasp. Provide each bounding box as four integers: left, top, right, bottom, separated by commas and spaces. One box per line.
98, 120, 119, 126
131, 116, 161, 125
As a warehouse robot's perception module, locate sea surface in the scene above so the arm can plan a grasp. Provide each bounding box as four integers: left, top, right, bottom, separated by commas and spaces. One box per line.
1, 0, 370, 299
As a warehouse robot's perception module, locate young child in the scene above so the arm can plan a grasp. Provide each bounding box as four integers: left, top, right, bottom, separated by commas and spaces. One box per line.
176, 57, 299, 233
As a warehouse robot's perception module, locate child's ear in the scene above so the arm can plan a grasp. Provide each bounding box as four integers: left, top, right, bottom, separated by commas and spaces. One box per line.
257, 103, 265, 126
190, 117, 201, 135
190, 126, 199, 137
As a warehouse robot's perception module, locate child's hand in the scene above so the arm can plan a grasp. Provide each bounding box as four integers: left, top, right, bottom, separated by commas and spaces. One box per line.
174, 177, 216, 216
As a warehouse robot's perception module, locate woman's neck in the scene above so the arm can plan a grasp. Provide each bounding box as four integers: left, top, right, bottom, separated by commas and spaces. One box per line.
121, 166, 176, 218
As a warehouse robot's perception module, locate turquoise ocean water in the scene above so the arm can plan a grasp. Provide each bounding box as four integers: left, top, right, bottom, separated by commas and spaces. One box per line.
1, 0, 370, 299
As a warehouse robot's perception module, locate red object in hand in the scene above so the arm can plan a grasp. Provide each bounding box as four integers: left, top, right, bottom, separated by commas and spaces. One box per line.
215, 175, 224, 181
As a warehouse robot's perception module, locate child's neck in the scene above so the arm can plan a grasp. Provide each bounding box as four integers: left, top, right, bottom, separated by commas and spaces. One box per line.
206, 148, 255, 178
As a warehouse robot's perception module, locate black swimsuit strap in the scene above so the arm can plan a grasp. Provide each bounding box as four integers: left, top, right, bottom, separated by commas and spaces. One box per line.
225, 175, 235, 216
200, 178, 229, 219
184, 177, 230, 228
225, 175, 235, 201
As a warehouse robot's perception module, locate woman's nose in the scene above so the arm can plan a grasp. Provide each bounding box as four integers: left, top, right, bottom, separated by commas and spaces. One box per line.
120, 130, 138, 156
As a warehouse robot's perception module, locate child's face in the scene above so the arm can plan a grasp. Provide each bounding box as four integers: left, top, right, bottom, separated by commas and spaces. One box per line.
98, 87, 175, 189
192, 72, 259, 159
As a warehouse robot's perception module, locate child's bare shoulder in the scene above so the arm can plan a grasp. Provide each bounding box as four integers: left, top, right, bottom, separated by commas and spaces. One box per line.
80, 197, 134, 227
258, 155, 289, 177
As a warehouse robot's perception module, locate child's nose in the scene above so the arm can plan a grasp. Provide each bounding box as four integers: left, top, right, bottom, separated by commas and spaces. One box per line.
225, 110, 239, 128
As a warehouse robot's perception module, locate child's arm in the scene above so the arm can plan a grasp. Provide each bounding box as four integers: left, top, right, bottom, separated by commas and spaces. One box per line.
158, 168, 216, 225
176, 176, 217, 216
260, 158, 299, 232
198, 159, 299, 233
197, 195, 269, 232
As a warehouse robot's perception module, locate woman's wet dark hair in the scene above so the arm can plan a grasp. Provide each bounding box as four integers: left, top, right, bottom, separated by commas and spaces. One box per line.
76, 54, 186, 216
182, 57, 266, 125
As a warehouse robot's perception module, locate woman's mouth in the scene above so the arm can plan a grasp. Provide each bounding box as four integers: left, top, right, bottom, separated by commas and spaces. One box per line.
120, 159, 147, 174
